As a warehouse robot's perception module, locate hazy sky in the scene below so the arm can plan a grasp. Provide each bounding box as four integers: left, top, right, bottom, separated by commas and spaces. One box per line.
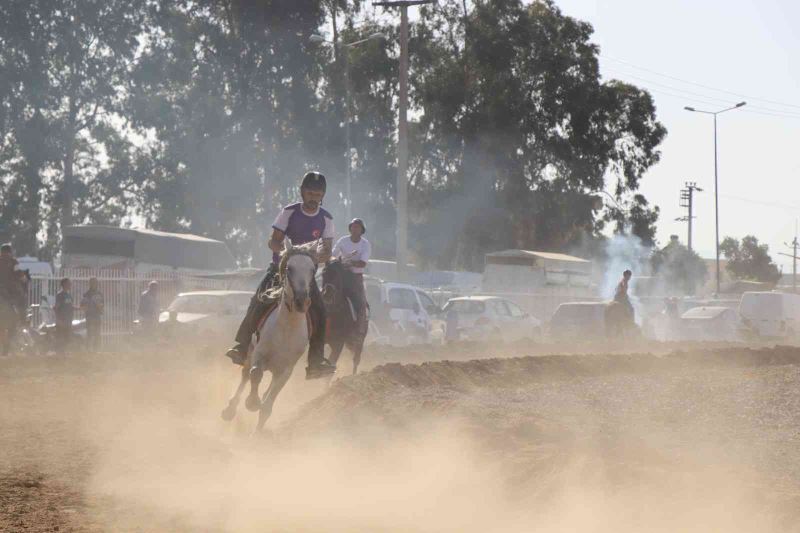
552, 0, 800, 269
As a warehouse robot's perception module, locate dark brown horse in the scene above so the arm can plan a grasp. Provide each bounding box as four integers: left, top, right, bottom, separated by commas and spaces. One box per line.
321, 259, 368, 375
604, 300, 638, 339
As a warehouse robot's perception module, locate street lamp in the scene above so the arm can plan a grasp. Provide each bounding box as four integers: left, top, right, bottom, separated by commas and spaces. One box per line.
310, 32, 386, 221
684, 101, 746, 294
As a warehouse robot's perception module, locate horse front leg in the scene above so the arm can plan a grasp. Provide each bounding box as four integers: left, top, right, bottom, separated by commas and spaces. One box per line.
221, 364, 250, 421
245, 362, 265, 412
328, 340, 345, 367
256, 368, 293, 431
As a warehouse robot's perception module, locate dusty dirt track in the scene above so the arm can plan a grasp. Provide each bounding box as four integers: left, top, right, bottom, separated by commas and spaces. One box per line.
2, 341, 800, 532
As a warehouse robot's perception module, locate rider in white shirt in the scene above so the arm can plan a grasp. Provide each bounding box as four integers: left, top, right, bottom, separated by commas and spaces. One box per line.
333, 219, 371, 273
332, 219, 370, 331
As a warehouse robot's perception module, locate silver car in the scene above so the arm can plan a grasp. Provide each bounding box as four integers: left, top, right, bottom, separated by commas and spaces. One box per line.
442, 296, 542, 342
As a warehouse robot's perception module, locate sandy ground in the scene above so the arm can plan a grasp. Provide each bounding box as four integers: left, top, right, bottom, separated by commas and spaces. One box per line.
2, 340, 800, 531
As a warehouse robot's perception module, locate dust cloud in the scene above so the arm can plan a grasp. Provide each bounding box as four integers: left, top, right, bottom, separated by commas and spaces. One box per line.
2, 344, 800, 532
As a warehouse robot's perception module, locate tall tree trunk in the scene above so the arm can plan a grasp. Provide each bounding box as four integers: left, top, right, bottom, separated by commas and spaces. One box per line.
61, 98, 78, 232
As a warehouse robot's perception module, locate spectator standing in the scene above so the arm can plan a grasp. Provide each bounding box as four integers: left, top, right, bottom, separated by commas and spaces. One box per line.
81, 277, 104, 352
54, 278, 76, 354
445, 308, 460, 343
138, 281, 160, 331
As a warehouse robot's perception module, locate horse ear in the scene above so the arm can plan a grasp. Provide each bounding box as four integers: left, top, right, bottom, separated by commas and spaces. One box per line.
284, 238, 293, 253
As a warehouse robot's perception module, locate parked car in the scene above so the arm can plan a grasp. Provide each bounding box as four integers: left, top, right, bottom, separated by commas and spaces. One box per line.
739, 291, 800, 338
679, 306, 742, 342
365, 279, 443, 345
159, 290, 252, 344
441, 296, 541, 342
549, 301, 606, 340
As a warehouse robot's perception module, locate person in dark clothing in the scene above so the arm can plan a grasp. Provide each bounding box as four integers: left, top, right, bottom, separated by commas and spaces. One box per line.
614, 269, 635, 320
0, 244, 21, 313
138, 281, 160, 331
225, 171, 336, 379
54, 278, 76, 354
0, 243, 17, 284
81, 277, 104, 352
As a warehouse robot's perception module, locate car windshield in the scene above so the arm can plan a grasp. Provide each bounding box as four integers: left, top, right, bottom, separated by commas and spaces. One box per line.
443, 300, 485, 314
553, 304, 601, 323
168, 294, 219, 314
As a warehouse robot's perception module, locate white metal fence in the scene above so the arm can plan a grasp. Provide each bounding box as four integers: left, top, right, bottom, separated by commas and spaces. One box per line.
27, 268, 230, 343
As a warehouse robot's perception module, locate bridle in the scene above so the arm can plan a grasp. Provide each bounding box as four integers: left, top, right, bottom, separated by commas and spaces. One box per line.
278, 248, 317, 311
322, 260, 347, 307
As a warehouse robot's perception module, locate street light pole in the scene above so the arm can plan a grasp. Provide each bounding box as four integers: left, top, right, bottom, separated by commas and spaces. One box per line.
684, 101, 746, 295
344, 52, 353, 222
373, 0, 434, 280
713, 112, 720, 294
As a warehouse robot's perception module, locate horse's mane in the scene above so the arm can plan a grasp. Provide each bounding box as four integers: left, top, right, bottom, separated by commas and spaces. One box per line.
322, 258, 358, 293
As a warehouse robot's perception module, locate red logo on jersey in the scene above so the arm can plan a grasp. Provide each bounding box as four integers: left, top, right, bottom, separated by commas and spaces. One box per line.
312, 229, 321, 239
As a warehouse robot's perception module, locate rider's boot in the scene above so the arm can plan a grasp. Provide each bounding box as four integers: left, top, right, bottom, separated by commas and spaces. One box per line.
306, 352, 336, 379
306, 284, 336, 379
225, 267, 277, 365
225, 296, 268, 365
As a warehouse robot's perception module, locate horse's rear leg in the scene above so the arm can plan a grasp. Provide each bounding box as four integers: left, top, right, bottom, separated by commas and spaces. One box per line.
221, 364, 250, 421
352, 343, 364, 375
256, 368, 293, 431
245, 364, 264, 412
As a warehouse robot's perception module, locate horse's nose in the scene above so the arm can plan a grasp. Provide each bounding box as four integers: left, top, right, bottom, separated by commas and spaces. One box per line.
294, 290, 307, 311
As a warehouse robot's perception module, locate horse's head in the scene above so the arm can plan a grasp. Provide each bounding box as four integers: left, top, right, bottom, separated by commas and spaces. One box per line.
321, 259, 347, 306
279, 239, 318, 313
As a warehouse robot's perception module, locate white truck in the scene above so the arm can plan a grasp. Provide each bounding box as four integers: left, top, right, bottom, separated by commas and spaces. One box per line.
739, 291, 800, 338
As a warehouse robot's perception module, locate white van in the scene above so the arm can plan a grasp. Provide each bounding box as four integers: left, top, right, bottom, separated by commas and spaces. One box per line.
739, 291, 800, 338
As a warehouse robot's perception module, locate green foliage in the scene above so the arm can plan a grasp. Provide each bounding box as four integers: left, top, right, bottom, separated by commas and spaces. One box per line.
720, 235, 781, 283
650, 236, 708, 295
409, 0, 666, 269
0, 0, 146, 258
0, 0, 667, 269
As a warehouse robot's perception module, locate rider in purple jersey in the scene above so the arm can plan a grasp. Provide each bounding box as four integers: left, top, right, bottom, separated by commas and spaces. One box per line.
225, 171, 337, 379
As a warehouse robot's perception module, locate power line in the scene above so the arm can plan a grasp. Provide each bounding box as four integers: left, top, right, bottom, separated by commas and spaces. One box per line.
720, 193, 800, 211
604, 66, 800, 118
602, 55, 800, 112
604, 76, 800, 121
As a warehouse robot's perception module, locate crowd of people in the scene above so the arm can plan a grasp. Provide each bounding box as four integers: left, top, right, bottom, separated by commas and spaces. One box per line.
0, 244, 165, 355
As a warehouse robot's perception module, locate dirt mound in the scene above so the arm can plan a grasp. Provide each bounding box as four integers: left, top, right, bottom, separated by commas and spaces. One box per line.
285, 345, 800, 437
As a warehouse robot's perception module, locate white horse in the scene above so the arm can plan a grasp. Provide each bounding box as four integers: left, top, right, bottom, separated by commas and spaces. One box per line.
221, 240, 319, 430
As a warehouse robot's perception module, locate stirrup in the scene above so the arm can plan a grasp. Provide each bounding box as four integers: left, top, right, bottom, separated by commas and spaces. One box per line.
225, 346, 247, 365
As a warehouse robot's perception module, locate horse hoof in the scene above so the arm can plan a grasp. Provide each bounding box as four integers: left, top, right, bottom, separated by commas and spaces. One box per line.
220, 405, 236, 421
245, 395, 261, 412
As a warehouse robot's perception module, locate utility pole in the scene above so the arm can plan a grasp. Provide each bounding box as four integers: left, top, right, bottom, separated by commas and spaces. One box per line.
675, 182, 703, 252
780, 222, 799, 293
373, 0, 434, 280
